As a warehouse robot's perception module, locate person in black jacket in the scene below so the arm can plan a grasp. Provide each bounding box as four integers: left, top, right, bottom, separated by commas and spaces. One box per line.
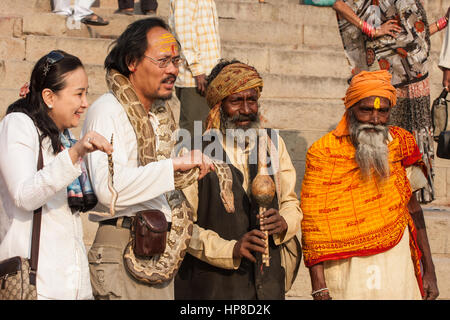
175, 60, 302, 300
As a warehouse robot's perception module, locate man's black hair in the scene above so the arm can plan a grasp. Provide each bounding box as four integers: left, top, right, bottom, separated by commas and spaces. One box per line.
104, 17, 170, 77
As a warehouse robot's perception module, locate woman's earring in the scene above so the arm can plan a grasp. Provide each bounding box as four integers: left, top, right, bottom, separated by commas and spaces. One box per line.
47, 104, 53, 109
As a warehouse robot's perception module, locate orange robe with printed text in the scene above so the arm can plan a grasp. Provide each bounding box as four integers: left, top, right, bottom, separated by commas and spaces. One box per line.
301, 126, 423, 295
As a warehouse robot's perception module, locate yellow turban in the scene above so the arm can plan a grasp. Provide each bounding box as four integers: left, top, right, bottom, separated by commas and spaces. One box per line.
334, 70, 397, 137
205, 62, 263, 130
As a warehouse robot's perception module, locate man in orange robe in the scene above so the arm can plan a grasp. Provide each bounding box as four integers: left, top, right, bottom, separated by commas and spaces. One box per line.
301, 70, 439, 300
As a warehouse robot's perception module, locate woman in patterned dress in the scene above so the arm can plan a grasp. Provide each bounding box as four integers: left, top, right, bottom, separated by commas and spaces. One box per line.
333, 0, 450, 203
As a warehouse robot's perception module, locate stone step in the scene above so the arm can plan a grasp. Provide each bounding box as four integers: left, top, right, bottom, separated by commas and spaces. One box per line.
21, 12, 150, 40
0, 16, 22, 37
0, 89, 102, 123
4, 30, 444, 83
0, 0, 50, 15
2, 0, 446, 25
1, 56, 446, 134
259, 98, 343, 131
433, 256, 450, 300
0, 55, 446, 130
0, 89, 20, 117
98, 0, 301, 9
24, 35, 113, 65
0, 47, 350, 95
14, 12, 445, 58
422, 209, 450, 255
4, 7, 444, 59
217, 1, 336, 26
222, 46, 349, 78
0, 59, 107, 94
0, 37, 26, 61
19, 13, 309, 47
95, 0, 337, 26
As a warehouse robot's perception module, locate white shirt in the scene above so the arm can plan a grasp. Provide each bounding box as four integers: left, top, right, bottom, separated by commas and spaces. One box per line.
81, 93, 175, 222
440, 23, 450, 70
0, 113, 92, 300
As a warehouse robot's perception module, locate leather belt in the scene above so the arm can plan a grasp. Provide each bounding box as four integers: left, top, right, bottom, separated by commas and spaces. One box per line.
99, 217, 172, 231
99, 216, 133, 229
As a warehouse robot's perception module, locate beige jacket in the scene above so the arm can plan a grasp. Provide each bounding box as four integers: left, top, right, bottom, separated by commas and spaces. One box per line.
182, 132, 302, 270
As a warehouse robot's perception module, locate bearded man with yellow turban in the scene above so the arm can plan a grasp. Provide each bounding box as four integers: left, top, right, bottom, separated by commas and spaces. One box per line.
301, 70, 439, 300
174, 60, 302, 300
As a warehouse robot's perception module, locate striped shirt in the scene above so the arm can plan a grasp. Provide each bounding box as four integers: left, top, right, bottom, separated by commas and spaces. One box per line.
169, 0, 221, 88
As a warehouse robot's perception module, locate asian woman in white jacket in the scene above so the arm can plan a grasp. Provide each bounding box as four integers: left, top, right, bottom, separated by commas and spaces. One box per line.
0, 50, 113, 299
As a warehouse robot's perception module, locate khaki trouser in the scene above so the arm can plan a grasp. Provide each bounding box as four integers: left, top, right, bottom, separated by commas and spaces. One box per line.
176, 87, 210, 139
88, 224, 174, 300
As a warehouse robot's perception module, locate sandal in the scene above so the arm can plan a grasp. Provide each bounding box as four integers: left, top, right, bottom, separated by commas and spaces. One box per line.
143, 10, 157, 16
81, 13, 109, 26
114, 9, 134, 16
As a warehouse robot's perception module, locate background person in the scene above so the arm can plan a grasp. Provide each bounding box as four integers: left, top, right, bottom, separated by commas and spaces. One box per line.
115, 0, 158, 15
169, 0, 221, 139
439, 12, 450, 91
332, 0, 450, 203
52, 0, 109, 26
175, 60, 302, 300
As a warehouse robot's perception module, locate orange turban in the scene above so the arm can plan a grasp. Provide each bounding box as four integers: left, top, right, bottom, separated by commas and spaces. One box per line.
334, 70, 397, 137
205, 63, 263, 130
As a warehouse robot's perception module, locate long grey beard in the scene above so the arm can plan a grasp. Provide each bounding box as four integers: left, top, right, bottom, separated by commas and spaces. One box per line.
348, 111, 390, 179
220, 108, 260, 146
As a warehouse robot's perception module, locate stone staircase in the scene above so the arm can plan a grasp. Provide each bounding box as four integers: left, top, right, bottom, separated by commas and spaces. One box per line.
1, 0, 449, 299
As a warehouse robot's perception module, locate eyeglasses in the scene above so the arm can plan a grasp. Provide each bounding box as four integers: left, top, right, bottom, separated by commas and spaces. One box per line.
143, 54, 183, 68
43, 51, 64, 76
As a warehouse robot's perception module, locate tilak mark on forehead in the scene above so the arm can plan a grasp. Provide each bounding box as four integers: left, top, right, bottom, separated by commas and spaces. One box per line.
374, 97, 381, 109
156, 33, 177, 54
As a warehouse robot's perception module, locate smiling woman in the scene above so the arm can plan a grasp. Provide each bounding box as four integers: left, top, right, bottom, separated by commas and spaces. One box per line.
0, 50, 113, 300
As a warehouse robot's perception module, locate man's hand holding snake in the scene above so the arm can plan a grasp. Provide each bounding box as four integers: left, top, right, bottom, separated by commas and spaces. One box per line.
172, 149, 215, 180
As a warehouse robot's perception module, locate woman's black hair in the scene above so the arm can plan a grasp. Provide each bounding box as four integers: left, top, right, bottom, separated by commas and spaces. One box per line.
104, 17, 170, 76
6, 50, 84, 154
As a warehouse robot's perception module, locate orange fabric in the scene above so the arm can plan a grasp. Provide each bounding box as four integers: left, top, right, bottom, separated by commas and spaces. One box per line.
334, 70, 397, 137
205, 103, 221, 131
343, 70, 397, 109
205, 63, 263, 130
301, 126, 423, 296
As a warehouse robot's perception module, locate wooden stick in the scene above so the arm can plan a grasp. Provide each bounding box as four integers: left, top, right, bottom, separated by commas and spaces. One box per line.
260, 206, 270, 266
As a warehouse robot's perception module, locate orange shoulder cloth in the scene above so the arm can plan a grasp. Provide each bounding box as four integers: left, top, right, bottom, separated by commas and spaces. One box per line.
300, 126, 423, 294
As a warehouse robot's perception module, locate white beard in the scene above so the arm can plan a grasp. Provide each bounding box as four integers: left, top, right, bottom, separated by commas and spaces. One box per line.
349, 112, 390, 179
220, 108, 260, 146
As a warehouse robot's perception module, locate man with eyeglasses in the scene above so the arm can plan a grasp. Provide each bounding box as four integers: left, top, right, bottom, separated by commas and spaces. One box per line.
81, 17, 214, 300
169, 0, 221, 142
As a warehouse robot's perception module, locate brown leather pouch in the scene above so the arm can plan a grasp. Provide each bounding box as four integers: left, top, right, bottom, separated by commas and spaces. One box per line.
133, 210, 168, 258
